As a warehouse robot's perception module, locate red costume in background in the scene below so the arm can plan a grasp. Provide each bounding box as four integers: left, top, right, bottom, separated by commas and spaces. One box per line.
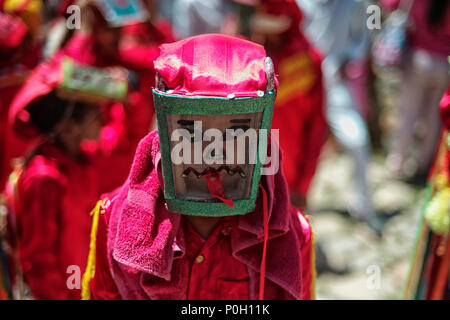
2, 3, 174, 298
6, 142, 98, 299
4, 61, 99, 299
0, 11, 40, 188
52, 17, 173, 194
263, 0, 327, 200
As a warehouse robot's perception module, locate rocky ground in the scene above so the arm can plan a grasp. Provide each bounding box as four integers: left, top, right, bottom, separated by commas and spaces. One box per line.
307, 146, 426, 300
301, 65, 433, 300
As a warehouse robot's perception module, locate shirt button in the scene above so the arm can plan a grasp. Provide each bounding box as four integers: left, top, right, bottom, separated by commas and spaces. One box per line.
222, 227, 232, 236
195, 254, 205, 264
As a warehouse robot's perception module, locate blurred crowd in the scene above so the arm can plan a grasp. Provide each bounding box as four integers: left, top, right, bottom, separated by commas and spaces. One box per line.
0, 0, 449, 300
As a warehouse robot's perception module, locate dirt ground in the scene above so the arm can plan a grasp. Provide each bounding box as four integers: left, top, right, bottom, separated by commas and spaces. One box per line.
307, 71, 428, 300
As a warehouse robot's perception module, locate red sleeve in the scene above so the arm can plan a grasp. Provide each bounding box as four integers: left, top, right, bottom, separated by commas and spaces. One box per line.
18, 176, 70, 300
89, 210, 122, 300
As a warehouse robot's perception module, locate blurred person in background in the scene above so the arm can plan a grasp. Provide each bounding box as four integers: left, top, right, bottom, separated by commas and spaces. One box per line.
297, 0, 381, 231
0, 3, 44, 299
224, 0, 327, 211
0, 0, 173, 299
2, 60, 104, 299
0, 0, 43, 192
49, 0, 172, 194
382, 0, 450, 184
119, 0, 175, 128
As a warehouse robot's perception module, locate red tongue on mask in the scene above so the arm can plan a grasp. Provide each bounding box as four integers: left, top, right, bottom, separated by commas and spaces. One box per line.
204, 172, 234, 208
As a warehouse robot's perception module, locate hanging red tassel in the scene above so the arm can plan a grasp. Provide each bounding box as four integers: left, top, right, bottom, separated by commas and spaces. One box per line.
259, 184, 269, 300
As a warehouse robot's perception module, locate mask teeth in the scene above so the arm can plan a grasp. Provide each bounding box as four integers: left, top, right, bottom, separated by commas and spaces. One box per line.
181, 166, 246, 178
181, 168, 203, 178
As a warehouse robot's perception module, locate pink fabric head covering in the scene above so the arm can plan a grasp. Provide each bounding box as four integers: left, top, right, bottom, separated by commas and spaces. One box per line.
153, 33, 275, 97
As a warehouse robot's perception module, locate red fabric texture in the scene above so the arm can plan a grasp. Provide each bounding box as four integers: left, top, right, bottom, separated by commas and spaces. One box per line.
183, 217, 250, 300
154, 34, 274, 97
422, 235, 449, 300
269, 33, 327, 197
89, 130, 315, 300
0, 12, 28, 49
90, 200, 252, 300
5, 142, 98, 299
8, 60, 62, 138
0, 82, 37, 189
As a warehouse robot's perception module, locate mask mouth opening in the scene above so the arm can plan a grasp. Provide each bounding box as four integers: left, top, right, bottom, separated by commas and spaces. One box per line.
181, 165, 246, 179
165, 112, 263, 203
171, 163, 253, 202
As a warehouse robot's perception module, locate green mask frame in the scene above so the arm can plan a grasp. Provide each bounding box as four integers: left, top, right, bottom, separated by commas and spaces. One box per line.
153, 89, 276, 216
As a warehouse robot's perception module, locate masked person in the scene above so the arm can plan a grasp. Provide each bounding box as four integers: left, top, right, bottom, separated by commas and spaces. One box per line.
81, 34, 315, 300
2, 57, 130, 299
406, 88, 450, 300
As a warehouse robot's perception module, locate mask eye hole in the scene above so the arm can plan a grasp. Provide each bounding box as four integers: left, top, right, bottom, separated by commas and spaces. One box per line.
177, 119, 195, 142
186, 127, 196, 142
224, 125, 250, 140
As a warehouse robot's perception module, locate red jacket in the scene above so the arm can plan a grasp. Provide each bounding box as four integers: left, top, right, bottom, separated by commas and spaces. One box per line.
85, 130, 315, 300
5, 142, 98, 299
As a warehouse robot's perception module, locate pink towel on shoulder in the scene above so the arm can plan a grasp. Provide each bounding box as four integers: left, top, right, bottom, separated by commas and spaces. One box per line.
105, 130, 312, 299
